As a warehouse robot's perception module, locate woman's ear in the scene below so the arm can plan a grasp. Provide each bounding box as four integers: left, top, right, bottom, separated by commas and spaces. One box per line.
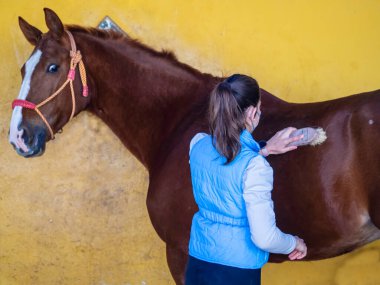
246, 106, 257, 121
245, 106, 257, 126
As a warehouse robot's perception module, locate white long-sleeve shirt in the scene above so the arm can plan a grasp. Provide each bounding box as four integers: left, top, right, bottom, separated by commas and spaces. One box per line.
190, 133, 296, 255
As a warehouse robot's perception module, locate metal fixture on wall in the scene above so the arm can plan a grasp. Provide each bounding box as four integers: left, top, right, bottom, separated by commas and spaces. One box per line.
98, 16, 129, 37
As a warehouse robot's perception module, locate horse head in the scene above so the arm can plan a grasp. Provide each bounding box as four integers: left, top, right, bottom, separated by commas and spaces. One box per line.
9, 8, 91, 157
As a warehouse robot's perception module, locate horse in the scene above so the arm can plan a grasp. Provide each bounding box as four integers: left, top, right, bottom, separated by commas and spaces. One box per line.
9, 8, 380, 284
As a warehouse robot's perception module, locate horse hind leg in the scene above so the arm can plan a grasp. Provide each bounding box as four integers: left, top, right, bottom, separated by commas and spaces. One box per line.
369, 212, 380, 237
166, 245, 188, 285
369, 189, 380, 232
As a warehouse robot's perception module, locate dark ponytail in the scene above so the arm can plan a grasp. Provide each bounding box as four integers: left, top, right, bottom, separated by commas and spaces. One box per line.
209, 74, 260, 163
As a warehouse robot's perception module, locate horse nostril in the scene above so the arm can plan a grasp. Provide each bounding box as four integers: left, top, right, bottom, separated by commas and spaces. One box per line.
19, 127, 33, 145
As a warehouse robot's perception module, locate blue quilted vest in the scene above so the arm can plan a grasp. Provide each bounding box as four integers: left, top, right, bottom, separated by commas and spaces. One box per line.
188, 130, 269, 269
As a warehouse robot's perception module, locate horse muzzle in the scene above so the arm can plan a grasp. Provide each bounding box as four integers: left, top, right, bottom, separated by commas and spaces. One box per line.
9, 125, 47, 158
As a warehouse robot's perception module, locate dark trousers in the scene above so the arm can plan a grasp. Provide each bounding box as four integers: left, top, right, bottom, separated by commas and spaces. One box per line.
185, 256, 261, 285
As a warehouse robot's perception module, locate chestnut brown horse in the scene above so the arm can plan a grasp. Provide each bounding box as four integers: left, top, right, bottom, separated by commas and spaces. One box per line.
9, 8, 380, 284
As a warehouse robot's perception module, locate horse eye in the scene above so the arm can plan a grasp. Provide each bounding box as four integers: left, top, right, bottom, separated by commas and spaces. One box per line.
47, 64, 59, 73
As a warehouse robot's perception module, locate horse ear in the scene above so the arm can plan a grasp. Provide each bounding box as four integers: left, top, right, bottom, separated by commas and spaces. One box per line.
44, 8, 64, 38
19, 17, 42, 46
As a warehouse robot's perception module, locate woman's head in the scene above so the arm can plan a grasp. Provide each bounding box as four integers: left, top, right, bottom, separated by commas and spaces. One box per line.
209, 74, 261, 163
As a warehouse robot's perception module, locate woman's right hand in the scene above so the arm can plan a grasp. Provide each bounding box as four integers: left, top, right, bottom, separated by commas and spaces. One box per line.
265, 127, 303, 155
288, 236, 307, 260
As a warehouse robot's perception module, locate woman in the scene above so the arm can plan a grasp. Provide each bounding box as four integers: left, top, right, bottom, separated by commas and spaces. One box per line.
186, 74, 307, 285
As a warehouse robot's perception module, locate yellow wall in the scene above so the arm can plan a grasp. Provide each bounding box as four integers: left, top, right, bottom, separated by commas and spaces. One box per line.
1, 1, 379, 284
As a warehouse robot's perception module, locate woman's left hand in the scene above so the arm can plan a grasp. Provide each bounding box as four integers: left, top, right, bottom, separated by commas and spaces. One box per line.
261, 127, 303, 156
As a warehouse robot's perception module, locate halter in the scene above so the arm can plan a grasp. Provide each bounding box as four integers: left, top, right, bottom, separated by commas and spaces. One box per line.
12, 30, 88, 139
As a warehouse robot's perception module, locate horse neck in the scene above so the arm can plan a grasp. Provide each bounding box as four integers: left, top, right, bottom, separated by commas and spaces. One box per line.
74, 31, 215, 169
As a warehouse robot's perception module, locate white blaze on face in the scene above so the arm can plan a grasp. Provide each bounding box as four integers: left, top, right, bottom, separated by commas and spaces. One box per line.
9, 49, 42, 152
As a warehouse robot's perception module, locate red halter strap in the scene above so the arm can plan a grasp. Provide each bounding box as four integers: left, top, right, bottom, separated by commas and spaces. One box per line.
11, 30, 88, 139
12, 99, 36, 110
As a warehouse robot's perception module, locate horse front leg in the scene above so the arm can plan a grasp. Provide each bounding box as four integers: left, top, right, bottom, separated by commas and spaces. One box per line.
147, 156, 196, 284
166, 245, 188, 285
146, 183, 193, 285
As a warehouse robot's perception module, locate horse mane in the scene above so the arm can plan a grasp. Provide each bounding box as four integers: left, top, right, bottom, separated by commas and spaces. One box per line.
65, 24, 210, 79
65, 25, 288, 106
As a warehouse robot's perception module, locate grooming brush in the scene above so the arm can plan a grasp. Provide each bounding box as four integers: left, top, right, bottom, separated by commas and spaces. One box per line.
288, 127, 327, 147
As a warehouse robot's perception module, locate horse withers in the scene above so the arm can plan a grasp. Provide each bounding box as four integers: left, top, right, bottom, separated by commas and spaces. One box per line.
9, 8, 380, 284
